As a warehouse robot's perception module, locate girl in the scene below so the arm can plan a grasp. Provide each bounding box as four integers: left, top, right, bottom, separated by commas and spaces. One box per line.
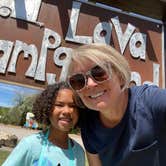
3, 82, 85, 166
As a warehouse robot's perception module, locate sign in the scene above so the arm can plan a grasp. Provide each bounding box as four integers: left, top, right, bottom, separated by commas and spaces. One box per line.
0, 0, 164, 88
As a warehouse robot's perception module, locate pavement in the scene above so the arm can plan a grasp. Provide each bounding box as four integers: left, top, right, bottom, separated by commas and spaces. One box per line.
0, 123, 84, 150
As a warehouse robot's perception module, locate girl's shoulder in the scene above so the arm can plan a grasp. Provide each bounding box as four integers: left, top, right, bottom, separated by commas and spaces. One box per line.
20, 131, 44, 145
71, 138, 85, 153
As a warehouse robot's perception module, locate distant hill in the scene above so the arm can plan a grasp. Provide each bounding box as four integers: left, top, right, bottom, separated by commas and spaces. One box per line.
0, 106, 10, 111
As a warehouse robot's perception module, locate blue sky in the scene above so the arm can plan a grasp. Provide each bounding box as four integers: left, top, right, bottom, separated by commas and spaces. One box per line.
0, 82, 41, 108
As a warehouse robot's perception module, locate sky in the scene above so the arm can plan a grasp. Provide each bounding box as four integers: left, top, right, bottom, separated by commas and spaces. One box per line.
0, 82, 41, 108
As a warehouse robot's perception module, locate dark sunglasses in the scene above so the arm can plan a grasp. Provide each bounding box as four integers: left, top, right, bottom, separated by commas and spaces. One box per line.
68, 64, 110, 91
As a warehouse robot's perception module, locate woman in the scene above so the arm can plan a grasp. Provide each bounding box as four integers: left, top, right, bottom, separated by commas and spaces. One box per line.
3, 82, 85, 166
67, 43, 166, 166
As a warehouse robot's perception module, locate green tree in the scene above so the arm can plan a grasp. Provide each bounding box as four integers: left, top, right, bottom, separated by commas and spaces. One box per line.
19, 95, 37, 126
1, 94, 37, 126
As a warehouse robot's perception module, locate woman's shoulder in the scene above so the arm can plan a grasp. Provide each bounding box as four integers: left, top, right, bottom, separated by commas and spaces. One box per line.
128, 84, 166, 114
130, 84, 160, 91
129, 84, 161, 99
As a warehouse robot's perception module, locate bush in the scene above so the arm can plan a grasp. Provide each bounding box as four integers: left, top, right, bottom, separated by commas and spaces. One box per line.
0, 107, 10, 123
70, 127, 80, 134
5, 107, 22, 125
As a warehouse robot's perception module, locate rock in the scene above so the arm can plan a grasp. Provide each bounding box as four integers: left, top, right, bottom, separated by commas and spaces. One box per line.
0, 131, 18, 148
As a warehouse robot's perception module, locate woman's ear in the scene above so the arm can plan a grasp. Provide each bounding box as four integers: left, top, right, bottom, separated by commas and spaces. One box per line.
119, 77, 125, 90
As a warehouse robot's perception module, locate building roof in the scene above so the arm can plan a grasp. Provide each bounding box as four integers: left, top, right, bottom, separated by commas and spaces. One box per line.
89, 0, 166, 21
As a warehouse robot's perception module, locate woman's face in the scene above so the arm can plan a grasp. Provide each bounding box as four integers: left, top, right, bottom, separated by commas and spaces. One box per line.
69, 60, 123, 113
49, 89, 78, 132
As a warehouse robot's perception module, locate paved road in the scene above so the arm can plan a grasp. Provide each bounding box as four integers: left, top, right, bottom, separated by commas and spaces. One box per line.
0, 123, 84, 148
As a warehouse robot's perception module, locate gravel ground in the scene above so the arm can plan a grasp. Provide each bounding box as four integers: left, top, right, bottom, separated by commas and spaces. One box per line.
0, 123, 84, 149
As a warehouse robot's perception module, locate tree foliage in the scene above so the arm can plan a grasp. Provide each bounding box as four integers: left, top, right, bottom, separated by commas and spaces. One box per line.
0, 94, 37, 126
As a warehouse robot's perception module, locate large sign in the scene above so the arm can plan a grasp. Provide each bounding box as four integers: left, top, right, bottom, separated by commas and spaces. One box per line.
0, 0, 164, 88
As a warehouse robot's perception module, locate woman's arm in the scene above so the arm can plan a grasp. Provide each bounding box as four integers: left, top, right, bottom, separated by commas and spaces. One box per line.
86, 151, 102, 166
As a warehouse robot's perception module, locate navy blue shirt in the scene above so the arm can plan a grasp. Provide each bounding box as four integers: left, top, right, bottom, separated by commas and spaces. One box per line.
80, 85, 166, 166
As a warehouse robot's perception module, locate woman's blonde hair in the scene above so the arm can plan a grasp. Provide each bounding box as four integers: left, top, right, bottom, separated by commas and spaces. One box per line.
69, 43, 131, 90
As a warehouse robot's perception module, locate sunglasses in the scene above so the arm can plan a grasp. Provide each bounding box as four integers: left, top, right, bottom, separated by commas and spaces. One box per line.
68, 64, 110, 91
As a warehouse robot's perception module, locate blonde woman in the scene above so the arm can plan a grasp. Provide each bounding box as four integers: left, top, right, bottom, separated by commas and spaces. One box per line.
68, 43, 166, 166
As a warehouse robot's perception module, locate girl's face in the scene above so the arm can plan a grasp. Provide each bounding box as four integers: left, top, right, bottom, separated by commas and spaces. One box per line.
69, 60, 123, 113
49, 89, 78, 132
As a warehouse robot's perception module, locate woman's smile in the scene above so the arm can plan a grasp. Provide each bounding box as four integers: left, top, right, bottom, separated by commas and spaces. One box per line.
89, 90, 106, 99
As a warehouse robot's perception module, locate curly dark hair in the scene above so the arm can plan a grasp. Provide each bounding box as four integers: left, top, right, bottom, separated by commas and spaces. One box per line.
32, 81, 80, 129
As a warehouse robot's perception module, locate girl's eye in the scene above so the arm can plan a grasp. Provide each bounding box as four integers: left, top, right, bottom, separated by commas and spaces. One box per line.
69, 104, 77, 108
54, 104, 63, 107
54, 103, 76, 108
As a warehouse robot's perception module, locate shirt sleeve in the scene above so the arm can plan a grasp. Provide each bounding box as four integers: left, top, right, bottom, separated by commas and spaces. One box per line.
142, 85, 166, 127
2, 138, 31, 166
